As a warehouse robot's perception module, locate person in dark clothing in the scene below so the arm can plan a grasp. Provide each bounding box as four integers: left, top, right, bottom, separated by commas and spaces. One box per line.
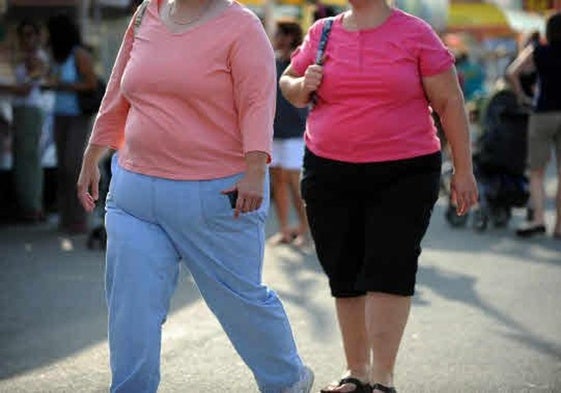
518, 30, 541, 100
306, 0, 338, 21
269, 20, 309, 246
44, 14, 98, 234
507, 12, 561, 238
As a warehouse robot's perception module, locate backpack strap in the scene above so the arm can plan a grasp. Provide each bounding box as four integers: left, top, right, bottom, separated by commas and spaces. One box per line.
134, 0, 150, 35
315, 17, 334, 65
310, 17, 334, 108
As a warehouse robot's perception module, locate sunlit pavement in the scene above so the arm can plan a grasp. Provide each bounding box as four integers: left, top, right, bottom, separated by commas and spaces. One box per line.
1, 171, 561, 393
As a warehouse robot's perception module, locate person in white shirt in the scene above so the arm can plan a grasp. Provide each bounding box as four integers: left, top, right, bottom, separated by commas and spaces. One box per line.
0, 18, 48, 222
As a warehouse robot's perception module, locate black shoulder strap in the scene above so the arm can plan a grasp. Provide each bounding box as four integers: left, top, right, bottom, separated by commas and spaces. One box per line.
315, 17, 334, 65
310, 17, 334, 108
134, 0, 150, 35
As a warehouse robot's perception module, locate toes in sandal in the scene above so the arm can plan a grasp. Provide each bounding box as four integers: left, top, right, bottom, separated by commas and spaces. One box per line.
320, 377, 371, 393
372, 383, 397, 393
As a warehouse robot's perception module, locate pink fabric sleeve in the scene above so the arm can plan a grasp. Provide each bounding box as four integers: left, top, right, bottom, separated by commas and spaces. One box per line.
290, 20, 323, 76
88, 17, 135, 149
230, 17, 276, 161
415, 21, 455, 77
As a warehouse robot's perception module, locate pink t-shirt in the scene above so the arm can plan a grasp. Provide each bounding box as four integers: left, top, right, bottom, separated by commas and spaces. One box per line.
291, 9, 454, 163
89, 0, 275, 180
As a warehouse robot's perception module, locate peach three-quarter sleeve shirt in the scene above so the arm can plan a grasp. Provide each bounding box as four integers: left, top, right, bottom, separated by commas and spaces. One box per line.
89, 0, 275, 180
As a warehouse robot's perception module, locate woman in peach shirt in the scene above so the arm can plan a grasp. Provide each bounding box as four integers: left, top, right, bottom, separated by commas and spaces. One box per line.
76, 1, 312, 392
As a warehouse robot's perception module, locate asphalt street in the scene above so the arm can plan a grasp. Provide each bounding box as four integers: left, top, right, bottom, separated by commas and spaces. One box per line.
1, 174, 560, 393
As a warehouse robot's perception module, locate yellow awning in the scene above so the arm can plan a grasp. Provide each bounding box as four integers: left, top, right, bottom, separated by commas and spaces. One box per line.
447, 3, 513, 36
240, 0, 347, 8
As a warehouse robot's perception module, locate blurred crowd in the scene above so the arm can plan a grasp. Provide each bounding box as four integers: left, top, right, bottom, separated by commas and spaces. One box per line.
442, 15, 561, 239
0, 5, 560, 242
0, 13, 98, 234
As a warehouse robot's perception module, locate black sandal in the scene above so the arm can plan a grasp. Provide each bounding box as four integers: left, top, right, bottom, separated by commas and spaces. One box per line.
320, 377, 371, 393
372, 383, 397, 393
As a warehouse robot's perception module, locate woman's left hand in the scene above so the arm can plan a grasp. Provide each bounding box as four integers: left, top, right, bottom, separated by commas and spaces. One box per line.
221, 171, 265, 218
450, 170, 478, 216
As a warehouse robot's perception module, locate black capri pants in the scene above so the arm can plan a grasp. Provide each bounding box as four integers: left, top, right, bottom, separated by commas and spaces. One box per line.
301, 148, 441, 298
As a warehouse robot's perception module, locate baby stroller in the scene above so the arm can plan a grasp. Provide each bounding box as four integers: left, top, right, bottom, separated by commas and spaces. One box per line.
445, 82, 530, 230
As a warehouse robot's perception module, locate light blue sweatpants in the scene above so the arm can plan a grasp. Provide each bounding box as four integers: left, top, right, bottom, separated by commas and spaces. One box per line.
104, 156, 303, 393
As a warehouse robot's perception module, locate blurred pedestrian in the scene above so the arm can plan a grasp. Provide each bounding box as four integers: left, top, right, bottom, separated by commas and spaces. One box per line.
280, 0, 478, 391
455, 50, 486, 102
507, 12, 561, 239
0, 19, 48, 222
508, 30, 540, 222
76, 1, 312, 392
44, 13, 98, 234
518, 30, 541, 101
307, 0, 338, 22
270, 20, 309, 246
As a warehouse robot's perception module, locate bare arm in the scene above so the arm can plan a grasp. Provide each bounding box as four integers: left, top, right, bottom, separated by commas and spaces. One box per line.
0, 83, 32, 96
424, 68, 471, 172
244, 150, 268, 178
237, 150, 268, 217
77, 144, 108, 212
47, 47, 98, 92
423, 67, 478, 214
279, 63, 323, 108
82, 143, 109, 167
77, 5, 141, 213
74, 47, 98, 91
221, 151, 269, 218
506, 45, 535, 104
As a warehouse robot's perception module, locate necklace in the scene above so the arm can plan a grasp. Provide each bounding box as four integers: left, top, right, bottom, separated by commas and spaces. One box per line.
167, 0, 213, 26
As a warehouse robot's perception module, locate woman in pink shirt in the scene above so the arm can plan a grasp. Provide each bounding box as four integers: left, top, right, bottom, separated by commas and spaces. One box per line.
280, 0, 478, 392
76, 1, 312, 392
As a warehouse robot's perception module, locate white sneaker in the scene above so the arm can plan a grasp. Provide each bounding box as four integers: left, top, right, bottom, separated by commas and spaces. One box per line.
282, 365, 314, 393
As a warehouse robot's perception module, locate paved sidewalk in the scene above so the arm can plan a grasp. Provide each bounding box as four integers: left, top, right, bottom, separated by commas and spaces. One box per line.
1, 191, 561, 392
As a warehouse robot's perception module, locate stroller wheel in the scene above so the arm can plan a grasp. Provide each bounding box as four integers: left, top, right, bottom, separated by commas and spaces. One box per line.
445, 205, 469, 227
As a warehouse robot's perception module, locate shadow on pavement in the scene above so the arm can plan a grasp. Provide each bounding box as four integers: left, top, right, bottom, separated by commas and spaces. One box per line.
2, 193, 560, 382
427, 200, 561, 265
415, 265, 561, 360
266, 196, 561, 369
0, 222, 201, 380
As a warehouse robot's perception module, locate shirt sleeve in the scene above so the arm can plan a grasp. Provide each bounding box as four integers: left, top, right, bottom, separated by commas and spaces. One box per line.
290, 20, 323, 76
88, 14, 135, 149
416, 21, 455, 77
229, 15, 276, 161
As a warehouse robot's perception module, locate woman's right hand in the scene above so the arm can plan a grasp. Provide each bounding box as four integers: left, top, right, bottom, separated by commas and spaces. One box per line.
450, 169, 478, 216
302, 64, 323, 94
77, 159, 101, 213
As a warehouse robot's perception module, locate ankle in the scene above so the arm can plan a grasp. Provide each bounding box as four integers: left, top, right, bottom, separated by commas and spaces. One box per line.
370, 370, 393, 387
343, 366, 370, 382
372, 382, 397, 393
